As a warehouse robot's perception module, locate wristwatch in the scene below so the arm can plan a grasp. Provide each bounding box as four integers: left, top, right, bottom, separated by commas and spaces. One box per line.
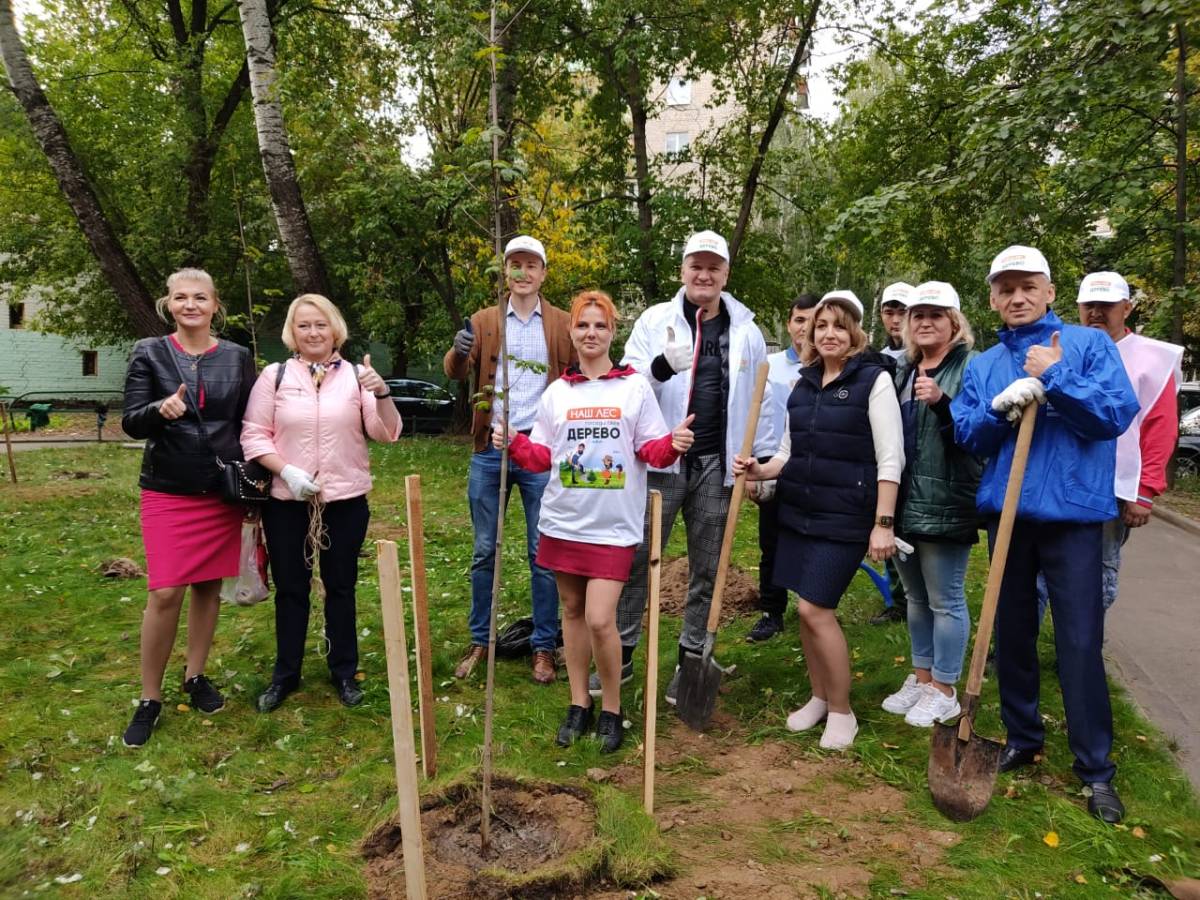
875, 515, 895, 528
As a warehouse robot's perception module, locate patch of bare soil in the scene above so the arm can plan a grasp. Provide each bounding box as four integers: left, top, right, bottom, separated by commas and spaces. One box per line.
659, 556, 759, 623
598, 713, 961, 899
363, 777, 598, 899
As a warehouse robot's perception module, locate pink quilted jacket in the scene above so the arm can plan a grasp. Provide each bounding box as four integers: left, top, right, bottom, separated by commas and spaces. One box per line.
241, 359, 401, 501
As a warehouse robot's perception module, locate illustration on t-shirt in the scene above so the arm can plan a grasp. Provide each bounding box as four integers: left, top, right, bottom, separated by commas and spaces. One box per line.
558, 406, 628, 489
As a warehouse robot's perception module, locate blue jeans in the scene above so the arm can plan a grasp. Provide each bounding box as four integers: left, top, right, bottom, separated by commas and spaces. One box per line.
1036, 515, 1128, 618
467, 446, 559, 651
894, 540, 971, 684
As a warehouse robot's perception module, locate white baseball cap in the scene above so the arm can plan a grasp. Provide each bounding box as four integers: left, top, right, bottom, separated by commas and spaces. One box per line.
1077, 271, 1130, 305
909, 281, 961, 310
880, 282, 914, 308
816, 290, 864, 320
504, 235, 547, 265
682, 230, 730, 262
987, 245, 1051, 283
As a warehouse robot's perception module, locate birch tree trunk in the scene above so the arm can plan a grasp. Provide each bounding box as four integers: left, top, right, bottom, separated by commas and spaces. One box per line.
237, 0, 330, 297
0, 0, 163, 336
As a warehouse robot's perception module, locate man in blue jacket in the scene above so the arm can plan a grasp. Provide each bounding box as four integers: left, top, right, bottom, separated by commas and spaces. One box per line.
951, 245, 1138, 824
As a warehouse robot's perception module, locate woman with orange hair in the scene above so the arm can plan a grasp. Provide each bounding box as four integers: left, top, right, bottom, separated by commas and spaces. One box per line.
495, 290, 695, 752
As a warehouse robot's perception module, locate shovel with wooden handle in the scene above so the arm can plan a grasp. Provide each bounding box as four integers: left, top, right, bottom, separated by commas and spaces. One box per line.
676, 362, 770, 731
929, 402, 1038, 821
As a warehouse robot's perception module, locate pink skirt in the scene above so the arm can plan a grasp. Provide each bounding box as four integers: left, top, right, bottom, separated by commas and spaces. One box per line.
536, 534, 636, 582
140, 490, 243, 590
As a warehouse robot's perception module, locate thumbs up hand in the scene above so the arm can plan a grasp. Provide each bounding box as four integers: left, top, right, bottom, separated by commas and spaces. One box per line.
913, 367, 944, 405
159, 383, 188, 420
671, 413, 695, 453
453, 316, 475, 357
1023, 331, 1063, 379
662, 325, 694, 374
358, 354, 389, 398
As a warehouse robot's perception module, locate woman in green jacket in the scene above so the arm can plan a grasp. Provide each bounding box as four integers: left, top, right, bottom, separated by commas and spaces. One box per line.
880, 281, 983, 728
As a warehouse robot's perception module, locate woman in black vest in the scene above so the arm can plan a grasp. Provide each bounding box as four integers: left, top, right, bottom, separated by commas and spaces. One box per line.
735, 292, 903, 749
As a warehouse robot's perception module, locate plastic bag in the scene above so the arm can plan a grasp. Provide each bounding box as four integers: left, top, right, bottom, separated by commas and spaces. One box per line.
220, 523, 270, 606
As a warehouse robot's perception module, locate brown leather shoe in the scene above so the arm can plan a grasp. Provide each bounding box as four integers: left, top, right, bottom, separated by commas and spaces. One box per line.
454, 645, 486, 679
532, 650, 557, 684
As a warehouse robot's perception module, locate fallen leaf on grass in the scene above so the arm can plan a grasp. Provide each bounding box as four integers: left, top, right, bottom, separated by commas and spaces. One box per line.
1131, 826, 1146, 839
234, 842, 251, 853
155, 867, 171, 876
176, 704, 189, 713
201, 719, 213, 727
882, 742, 900, 750
1136, 735, 1147, 742
354, 672, 365, 681
1043, 831, 1060, 848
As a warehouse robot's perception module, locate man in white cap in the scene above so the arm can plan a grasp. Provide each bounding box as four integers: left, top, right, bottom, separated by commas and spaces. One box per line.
444, 235, 576, 684
1076, 271, 1182, 610
951, 245, 1138, 823
596, 230, 774, 702
878, 282, 913, 362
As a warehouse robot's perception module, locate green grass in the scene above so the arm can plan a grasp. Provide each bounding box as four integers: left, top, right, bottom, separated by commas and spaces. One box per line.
1, 438, 1198, 898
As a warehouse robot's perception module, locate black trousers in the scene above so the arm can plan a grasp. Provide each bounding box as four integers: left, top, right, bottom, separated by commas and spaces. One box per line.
262, 495, 370, 685
756, 492, 788, 617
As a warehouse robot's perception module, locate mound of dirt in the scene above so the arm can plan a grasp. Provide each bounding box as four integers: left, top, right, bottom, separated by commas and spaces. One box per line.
363, 777, 597, 899
659, 556, 760, 623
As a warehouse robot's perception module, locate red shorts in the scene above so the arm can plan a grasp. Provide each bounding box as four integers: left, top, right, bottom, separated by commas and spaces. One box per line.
536, 534, 636, 582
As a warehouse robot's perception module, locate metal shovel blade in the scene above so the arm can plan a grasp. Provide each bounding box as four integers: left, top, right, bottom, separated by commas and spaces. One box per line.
675, 636, 726, 731
928, 716, 1002, 822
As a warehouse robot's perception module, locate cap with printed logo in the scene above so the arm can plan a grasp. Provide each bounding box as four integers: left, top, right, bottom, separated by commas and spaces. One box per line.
682, 230, 730, 262
816, 290, 864, 321
986, 245, 1051, 283
1077, 272, 1130, 305
909, 281, 961, 310
880, 282, 914, 308
504, 235, 547, 265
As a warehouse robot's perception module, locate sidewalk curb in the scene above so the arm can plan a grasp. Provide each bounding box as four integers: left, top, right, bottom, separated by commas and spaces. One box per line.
1155, 504, 1200, 538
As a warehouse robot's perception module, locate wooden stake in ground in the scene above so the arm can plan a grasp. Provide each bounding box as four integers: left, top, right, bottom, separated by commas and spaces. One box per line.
642, 489, 663, 816
405, 475, 437, 779
479, 0, 511, 854
1, 401, 16, 484
376, 540, 428, 899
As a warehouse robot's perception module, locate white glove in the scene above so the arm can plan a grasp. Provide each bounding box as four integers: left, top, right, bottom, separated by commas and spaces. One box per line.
280, 464, 320, 500
991, 377, 1046, 422
663, 326, 694, 373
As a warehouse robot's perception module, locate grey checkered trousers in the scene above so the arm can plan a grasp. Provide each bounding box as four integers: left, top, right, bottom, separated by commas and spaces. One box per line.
615, 453, 732, 653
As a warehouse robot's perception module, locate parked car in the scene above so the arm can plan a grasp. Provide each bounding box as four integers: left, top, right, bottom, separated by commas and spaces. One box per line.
1180, 382, 1200, 419
1176, 432, 1200, 478
385, 379, 455, 434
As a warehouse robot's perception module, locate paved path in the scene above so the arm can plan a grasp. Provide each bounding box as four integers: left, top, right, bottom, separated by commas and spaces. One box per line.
1107, 514, 1200, 789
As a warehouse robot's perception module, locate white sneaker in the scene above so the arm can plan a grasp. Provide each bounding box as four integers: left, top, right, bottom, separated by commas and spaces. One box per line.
786, 696, 828, 732
904, 684, 960, 727
819, 710, 858, 749
881, 674, 925, 714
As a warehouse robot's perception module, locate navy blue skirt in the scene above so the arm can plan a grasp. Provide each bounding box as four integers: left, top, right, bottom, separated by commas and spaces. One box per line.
773, 529, 868, 609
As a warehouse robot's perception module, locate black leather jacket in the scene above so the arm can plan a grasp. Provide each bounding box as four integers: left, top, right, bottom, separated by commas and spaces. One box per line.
122, 336, 256, 494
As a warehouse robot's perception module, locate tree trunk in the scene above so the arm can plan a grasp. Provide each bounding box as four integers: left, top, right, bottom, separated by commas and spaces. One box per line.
728, 0, 821, 265
1172, 19, 1187, 346
494, 19, 520, 243
607, 46, 658, 303
237, 0, 330, 297
0, 0, 164, 336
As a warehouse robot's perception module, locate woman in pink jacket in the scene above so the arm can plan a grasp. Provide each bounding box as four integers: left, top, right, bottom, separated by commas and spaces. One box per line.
241, 294, 401, 712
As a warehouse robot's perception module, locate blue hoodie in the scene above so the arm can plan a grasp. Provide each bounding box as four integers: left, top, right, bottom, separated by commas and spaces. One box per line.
951, 310, 1138, 523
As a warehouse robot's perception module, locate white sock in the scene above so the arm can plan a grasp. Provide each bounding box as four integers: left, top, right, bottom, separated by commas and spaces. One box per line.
819, 710, 859, 749
786, 696, 828, 732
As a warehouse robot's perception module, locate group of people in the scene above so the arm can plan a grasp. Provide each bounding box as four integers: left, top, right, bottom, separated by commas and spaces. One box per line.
121, 231, 1181, 828
121, 270, 400, 748
448, 232, 1182, 825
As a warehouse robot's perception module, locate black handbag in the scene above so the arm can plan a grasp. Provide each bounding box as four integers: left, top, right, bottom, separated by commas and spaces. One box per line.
165, 337, 271, 505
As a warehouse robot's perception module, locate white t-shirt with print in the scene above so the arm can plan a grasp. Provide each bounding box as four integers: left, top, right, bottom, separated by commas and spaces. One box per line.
531, 373, 669, 547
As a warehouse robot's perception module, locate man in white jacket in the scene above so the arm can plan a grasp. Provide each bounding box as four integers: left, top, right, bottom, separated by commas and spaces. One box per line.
588, 230, 774, 703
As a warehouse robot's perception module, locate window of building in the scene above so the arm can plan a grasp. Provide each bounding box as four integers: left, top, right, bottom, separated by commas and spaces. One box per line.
82, 350, 98, 377
8, 303, 24, 329
664, 131, 690, 155
666, 76, 691, 106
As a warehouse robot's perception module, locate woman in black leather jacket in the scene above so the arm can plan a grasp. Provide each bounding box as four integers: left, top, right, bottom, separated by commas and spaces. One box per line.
120, 268, 256, 747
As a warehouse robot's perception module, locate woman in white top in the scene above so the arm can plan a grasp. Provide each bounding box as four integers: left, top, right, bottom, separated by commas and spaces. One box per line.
497, 290, 694, 753
734, 292, 904, 750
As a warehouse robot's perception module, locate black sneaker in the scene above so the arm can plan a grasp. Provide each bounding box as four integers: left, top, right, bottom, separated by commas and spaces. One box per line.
869, 605, 905, 625
123, 699, 162, 748
556, 702, 595, 747
182, 672, 225, 713
595, 709, 624, 754
747, 613, 784, 643
587, 661, 634, 698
